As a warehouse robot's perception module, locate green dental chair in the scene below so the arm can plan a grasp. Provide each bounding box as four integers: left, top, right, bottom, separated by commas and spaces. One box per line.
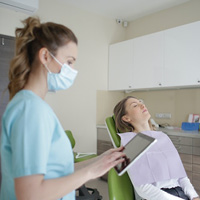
65, 130, 96, 162
65, 130, 102, 200
105, 116, 135, 200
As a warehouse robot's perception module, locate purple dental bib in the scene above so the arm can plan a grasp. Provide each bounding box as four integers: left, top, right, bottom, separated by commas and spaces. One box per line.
118, 131, 187, 186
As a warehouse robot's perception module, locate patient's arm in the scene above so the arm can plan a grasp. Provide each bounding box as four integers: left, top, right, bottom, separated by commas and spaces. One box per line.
134, 184, 184, 200
179, 177, 199, 200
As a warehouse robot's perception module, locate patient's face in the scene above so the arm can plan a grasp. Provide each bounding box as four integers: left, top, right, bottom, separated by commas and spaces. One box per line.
123, 98, 151, 125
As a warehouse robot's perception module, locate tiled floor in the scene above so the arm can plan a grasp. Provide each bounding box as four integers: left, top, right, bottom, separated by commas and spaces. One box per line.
85, 178, 109, 200
85, 178, 141, 200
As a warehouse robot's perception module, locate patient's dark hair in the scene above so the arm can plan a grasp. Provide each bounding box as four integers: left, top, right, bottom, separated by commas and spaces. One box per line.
113, 96, 153, 133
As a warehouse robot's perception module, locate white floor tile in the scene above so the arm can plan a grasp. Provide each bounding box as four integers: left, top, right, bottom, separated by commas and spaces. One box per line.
86, 178, 109, 200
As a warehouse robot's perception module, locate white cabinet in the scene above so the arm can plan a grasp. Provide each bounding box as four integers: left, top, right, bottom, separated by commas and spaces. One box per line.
108, 32, 164, 91
108, 40, 134, 90
132, 31, 164, 89
108, 21, 200, 91
164, 21, 200, 87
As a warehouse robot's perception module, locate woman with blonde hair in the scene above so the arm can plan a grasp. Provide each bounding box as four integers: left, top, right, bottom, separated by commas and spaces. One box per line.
0, 17, 125, 200
113, 96, 199, 200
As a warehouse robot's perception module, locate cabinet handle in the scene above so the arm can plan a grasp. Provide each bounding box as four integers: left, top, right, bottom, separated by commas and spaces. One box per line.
128, 86, 132, 88
159, 83, 162, 86
171, 138, 181, 143
1, 38, 5, 46
175, 145, 181, 150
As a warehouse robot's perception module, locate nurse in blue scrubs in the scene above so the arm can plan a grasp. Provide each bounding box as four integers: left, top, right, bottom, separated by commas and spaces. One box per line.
0, 17, 125, 200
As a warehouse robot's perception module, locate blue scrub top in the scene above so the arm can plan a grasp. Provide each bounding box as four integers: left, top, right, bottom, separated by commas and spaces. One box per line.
0, 90, 75, 200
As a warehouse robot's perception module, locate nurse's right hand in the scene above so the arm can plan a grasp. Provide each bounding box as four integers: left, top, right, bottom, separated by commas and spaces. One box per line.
86, 146, 125, 179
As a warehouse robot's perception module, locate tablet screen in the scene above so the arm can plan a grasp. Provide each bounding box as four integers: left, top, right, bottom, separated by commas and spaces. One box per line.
115, 133, 157, 176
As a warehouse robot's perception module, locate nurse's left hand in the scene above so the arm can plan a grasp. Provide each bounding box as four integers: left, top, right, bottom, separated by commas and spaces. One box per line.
86, 146, 125, 179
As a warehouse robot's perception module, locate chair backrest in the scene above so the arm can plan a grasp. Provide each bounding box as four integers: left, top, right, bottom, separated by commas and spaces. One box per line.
65, 130, 76, 149
105, 116, 121, 148
105, 116, 135, 200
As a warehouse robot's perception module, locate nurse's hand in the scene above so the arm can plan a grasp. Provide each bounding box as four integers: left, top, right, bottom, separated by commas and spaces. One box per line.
86, 146, 126, 179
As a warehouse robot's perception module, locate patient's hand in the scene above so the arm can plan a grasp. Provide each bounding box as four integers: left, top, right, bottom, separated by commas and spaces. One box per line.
193, 197, 200, 200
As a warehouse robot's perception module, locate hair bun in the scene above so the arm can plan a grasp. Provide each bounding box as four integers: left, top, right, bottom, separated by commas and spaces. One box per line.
15, 17, 41, 54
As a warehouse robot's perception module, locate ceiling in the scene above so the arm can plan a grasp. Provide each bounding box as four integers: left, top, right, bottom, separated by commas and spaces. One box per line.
61, 0, 191, 22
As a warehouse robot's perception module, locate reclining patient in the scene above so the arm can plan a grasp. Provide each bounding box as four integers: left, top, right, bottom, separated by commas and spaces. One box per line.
113, 96, 199, 200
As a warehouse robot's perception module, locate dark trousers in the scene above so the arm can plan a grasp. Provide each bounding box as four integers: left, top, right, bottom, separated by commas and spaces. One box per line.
161, 186, 189, 200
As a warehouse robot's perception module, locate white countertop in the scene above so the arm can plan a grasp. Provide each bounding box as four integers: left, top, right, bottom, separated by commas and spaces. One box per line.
97, 124, 200, 138
96, 124, 107, 128
159, 127, 200, 138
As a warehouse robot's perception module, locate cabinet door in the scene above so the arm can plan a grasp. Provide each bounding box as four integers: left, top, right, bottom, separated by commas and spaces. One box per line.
108, 40, 133, 90
164, 21, 200, 87
132, 31, 164, 89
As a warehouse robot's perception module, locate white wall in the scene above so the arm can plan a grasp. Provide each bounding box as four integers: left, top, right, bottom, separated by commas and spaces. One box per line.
125, 0, 200, 40
0, 0, 126, 152
96, 0, 200, 127
0, 8, 27, 36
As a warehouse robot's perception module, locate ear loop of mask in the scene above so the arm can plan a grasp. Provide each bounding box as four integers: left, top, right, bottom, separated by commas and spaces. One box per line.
49, 52, 63, 66
44, 63, 52, 74
43, 52, 61, 74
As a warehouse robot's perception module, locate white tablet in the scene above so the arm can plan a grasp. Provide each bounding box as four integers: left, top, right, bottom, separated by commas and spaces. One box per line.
115, 133, 157, 176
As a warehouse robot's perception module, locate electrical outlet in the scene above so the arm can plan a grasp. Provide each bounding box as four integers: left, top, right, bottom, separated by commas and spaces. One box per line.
155, 113, 171, 119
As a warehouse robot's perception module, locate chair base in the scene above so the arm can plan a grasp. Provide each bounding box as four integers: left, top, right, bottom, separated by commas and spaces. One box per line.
76, 184, 102, 200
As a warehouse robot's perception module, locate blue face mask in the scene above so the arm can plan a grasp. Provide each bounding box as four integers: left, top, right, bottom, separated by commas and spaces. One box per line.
44, 53, 78, 92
